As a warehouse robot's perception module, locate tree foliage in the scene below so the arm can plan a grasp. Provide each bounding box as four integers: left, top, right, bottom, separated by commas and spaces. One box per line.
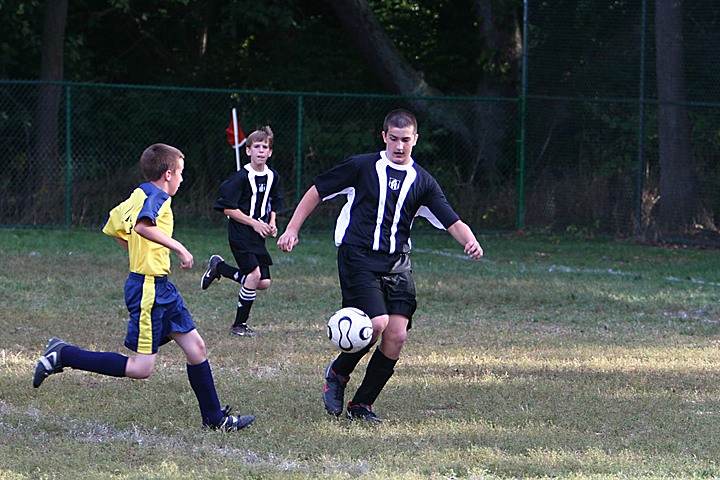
4, 0, 720, 236
1, 0, 522, 94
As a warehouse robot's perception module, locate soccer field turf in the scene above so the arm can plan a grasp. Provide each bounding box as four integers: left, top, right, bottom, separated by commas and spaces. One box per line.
2, 228, 720, 479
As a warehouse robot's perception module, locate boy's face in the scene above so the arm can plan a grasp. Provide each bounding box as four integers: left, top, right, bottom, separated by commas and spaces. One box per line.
382, 125, 418, 165
167, 157, 184, 196
246, 140, 272, 169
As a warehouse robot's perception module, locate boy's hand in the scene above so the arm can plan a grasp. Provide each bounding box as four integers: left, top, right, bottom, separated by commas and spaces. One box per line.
464, 240, 483, 259
277, 229, 299, 252
254, 220, 274, 238
177, 246, 194, 269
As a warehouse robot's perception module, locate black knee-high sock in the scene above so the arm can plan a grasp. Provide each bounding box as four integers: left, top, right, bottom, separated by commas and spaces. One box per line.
187, 360, 223, 426
232, 286, 256, 327
351, 348, 397, 406
330, 342, 375, 376
216, 262, 244, 283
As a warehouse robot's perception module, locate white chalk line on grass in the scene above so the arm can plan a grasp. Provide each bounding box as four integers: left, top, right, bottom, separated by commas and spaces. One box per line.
547, 265, 633, 276
665, 276, 720, 287
547, 264, 720, 287
413, 248, 489, 261
414, 248, 720, 287
0, 404, 364, 475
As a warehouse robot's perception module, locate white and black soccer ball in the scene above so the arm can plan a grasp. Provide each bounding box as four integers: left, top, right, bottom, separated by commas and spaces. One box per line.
327, 307, 373, 353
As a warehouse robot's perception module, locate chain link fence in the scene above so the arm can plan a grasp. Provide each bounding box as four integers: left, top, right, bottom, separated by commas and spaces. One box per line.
524, 1, 720, 241
0, 81, 519, 231
2, 2, 720, 241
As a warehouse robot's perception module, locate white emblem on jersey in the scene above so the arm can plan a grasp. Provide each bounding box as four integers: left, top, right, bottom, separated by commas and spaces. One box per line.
374, 158, 417, 253
388, 178, 401, 191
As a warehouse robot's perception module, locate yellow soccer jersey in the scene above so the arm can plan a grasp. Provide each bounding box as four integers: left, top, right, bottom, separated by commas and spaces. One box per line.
102, 182, 174, 276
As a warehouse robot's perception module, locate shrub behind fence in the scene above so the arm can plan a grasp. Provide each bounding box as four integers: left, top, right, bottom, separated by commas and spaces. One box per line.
3, 2, 720, 241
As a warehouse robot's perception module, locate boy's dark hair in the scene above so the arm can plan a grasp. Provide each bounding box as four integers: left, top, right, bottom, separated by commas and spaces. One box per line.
247, 126, 274, 149
383, 109, 417, 133
140, 144, 184, 181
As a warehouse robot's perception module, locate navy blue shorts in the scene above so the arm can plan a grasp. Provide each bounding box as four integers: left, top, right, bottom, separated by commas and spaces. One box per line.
123, 273, 196, 354
337, 244, 417, 326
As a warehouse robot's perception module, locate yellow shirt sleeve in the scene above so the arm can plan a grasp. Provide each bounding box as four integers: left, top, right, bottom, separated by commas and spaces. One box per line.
102, 194, 135, 241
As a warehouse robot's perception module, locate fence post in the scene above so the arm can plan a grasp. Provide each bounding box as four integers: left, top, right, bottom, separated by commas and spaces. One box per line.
65, 83, 72, 227
516, 0, 529, 231
296, 95, 304, 205
634, 0, 648, 237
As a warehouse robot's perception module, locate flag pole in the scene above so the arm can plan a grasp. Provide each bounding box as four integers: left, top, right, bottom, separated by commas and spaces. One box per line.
232, 108, 241, 170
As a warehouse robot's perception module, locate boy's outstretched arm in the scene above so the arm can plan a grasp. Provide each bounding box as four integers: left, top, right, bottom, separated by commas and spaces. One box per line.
447, 220, 484, 259
115, 238, 129, 250
277, 186, 321, 252
134, 218, 194, 269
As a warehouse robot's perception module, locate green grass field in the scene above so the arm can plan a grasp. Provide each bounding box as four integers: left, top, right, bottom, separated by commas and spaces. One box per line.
1, 228, 720, 479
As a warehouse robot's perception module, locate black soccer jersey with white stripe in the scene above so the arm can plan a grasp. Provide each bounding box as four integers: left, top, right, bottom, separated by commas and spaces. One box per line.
313, 151, 460, 254
214, 163, 284, 252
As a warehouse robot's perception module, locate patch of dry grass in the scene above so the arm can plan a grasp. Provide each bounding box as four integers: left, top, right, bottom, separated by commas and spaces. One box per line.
1, 228, 720, 479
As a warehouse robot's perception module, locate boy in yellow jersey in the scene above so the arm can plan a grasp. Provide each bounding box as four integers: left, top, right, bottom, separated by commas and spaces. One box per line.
33, 143, 254, 432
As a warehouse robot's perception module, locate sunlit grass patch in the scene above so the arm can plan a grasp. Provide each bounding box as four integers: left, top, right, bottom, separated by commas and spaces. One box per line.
3, 229, 720, 478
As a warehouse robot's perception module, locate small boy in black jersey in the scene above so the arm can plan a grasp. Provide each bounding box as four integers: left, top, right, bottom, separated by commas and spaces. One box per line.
278, 109, 483, 422
201, 126, 284, 337
33, 143, 254, 431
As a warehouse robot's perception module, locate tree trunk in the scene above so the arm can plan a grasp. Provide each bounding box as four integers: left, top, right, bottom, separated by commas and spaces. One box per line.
328, 0, 471, 145
327, 0, 433, 97
35, 0, 68, 220
472, 0, 522, 177
655, 0, 700, 233
328, 0, 519, 185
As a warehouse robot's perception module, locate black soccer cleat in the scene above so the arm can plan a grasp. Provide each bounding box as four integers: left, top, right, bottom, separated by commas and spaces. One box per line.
229, 324, 257, 337
33, 337, 68, 388
323, 361, 350, 416
347, 402, 384, 423
200, 254, 224, 290
204, 405, 255, 432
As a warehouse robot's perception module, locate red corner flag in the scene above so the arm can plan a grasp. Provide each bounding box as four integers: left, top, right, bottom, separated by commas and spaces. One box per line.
226, 108, 246, 170
226, 118, 246, 148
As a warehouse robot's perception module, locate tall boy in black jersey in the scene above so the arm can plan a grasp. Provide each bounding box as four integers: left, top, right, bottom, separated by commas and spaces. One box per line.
201, 126, 284, 337
278, 109, 483, 422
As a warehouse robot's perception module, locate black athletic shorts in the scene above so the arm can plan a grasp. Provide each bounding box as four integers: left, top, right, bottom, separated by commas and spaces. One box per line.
230, 244, 272, 280
337, 244, 417, 326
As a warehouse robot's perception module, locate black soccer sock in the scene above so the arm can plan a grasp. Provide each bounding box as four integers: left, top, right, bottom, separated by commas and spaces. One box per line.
232, 286, 256, 327
187, 360, 223, 427
216, 262, 243, 283
351, 348, 397, 406
331, 341, 375, 377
